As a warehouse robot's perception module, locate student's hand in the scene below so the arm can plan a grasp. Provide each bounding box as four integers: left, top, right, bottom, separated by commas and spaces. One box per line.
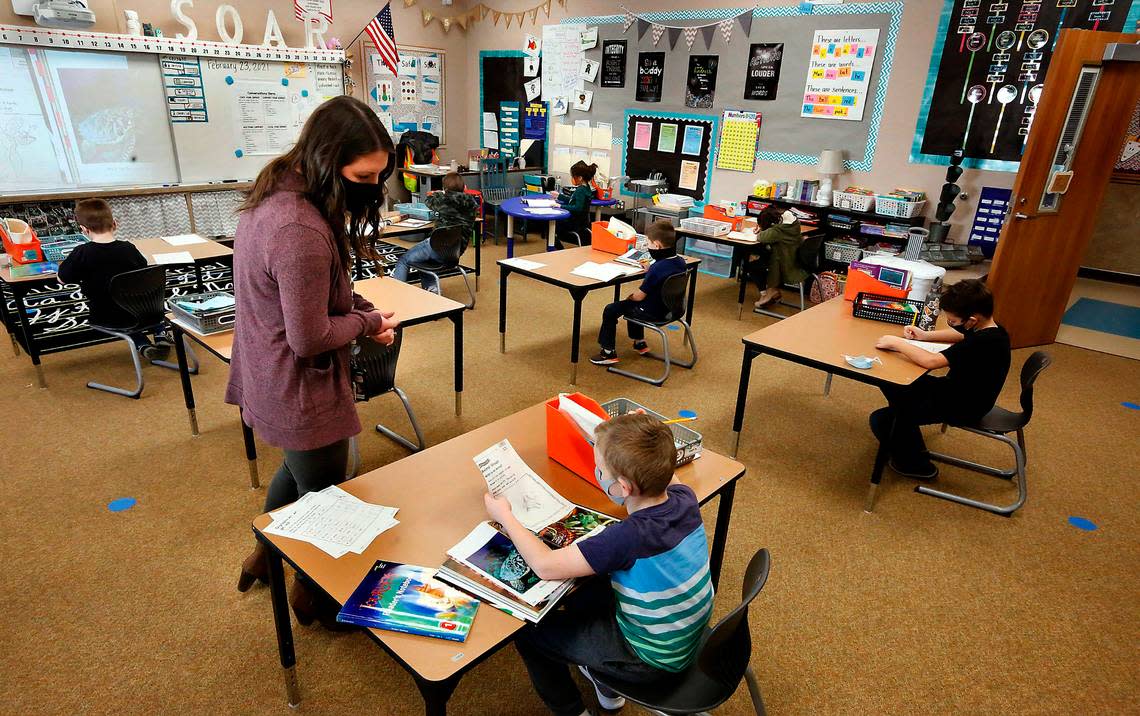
902, 325, 927, 340
484, 493, 514, 524
875, 335, 902, 351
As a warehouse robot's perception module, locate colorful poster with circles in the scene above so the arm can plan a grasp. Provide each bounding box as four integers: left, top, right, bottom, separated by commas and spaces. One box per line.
715, 110, 762, 172
800, 29, 879, 122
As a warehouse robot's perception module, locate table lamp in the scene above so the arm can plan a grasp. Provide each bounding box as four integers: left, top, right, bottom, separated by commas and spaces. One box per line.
816, 149, 845, 206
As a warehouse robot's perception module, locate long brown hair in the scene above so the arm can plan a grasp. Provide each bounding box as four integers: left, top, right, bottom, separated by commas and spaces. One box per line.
241, 96, 396, 263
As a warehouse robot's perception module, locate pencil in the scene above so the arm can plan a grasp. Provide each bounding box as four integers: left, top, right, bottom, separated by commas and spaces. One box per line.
662, 416, 697, 425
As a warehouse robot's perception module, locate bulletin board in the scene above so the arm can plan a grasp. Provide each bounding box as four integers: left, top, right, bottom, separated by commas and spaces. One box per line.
364, 44, 447, 144
479, 50, 547, 170
623, 111, 717, 203
909, 0, 1140, 171
554, 3, 901, 177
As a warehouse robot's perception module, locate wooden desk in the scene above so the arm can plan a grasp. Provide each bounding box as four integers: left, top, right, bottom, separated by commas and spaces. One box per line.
0, 237, 232, 388
251, 401, 746, 715
730, 296, 927, 512
497, 246, 701, 384
169, 277, 466, 488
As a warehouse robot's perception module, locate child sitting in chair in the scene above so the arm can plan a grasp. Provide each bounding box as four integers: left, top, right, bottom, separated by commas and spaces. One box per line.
551, 161, 596, 250
747, 204, 807, 311
391, 172, 479, 293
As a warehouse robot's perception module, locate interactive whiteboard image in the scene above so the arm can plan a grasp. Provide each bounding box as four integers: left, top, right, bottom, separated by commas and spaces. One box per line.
0, 47, 71, 191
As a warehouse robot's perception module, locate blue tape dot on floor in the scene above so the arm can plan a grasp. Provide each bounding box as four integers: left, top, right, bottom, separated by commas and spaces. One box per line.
1067, 516, 1097, 531
107, 497, 137, 512
225, 75, 234, 85
679, 409, 697, 419
1122, 402, 1139, 411
667, 325, 680, 331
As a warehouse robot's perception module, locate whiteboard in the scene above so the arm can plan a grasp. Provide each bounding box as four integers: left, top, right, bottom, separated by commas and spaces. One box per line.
168, 57, 344, 184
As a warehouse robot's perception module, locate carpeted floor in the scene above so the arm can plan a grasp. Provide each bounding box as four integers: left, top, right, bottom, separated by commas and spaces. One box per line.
2, 236, 1137, 715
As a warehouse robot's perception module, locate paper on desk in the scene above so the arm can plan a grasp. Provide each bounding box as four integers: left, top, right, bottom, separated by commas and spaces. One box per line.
152, 251, 195, 265
523, 198, 558, 208
557, 393, 604, 443
162, 233, 208, 246
393, 218, 431, 228
904, 339, 951, 353
474, 439, 573, 532
265, 485, 399, 558
727, 230, 758, 242
526, 208, 566, 217
571, 262, 637, 281
500, 257, 545, 270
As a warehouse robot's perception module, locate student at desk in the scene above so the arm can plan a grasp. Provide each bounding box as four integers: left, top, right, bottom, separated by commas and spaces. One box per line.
872, 279, 1011, 480
484, 414, 713, 716
230, 97, 399, 626
551, 161, 596, 250
746, 204, 807, 310
390, 171, 479, 293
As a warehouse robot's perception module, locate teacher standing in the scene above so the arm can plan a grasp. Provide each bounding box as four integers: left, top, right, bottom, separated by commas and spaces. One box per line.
231, 97, 398, 624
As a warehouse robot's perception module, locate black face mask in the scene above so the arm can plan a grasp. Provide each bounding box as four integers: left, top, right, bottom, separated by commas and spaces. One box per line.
950, 320, 974, 335
648, 247, 675, 261
341, 177, 384, 214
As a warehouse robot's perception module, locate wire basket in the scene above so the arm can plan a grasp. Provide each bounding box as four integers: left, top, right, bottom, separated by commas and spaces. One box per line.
394, 203, 436, 221
852, 292, 927, 326
874, 196, 926, 219
832, 191, 875, 213
168, 291, 236, 334
679, 217, 731, 237
40, 234, 87, 263
601, 398, 703, 466
823, 240, 863, 264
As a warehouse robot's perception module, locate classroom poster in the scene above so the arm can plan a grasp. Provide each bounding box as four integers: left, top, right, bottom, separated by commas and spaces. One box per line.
744, 43, 783, 100
636, 52, 665, 103
715, 110, 761, 172
541, 24, 585, 102
573, 90, 594, 111
601, 40, 627, 88
399, 77, 418, 104
235, 83, 291, 155
375, 80, 395, 106
685, 56, 719, 109
398, 56, 419, 77
967, 186, 1012, 258
657, 123, 678, 153
525, 78, 541, 102
633, 121, 653, 151
523, 102, 547, 140
800, 29, 878, 121
524, 57, 539, 78
580, 59, 600, 83
580, 27, 599, 50
681, 125, 704, 155
678, 160, 699, 191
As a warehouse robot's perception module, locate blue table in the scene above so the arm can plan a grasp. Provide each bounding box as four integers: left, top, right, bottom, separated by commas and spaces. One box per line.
500, 194, 571, 258
591, 197, 619, 223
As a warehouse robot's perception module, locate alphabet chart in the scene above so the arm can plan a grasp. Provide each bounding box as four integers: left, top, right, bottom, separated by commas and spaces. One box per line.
800, 29, 879, 122
715, 110, 762, 172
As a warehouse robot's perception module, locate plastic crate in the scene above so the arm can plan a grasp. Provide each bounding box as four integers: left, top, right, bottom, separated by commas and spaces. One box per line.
601, 398, 703, 466
875, 196, 926, 219
394, 202, 436, 221
832, 191, 875, 212
169, 291, 236, 334
40, 234, 88, 263
685, 248, 732, 278
852, 292, 927, 326
823, 240, 863, 264
687, 238, 733, 257
679, 217, 731, 237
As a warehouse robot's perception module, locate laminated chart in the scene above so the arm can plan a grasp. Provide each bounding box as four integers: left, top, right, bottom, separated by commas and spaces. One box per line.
800, 29, 880, 121
715, 110, 762, 172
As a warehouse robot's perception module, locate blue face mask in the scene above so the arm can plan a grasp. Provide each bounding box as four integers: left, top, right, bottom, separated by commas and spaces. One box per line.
844, 354, 882, 370
595, 467, 626, 506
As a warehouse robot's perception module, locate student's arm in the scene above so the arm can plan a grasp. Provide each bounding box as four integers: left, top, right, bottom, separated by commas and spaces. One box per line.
56, 247, 84, 284
566, 186, 592, 214
903, 325, 964, 344
876, 334, 949, 370
272, 224, 386, 357
752, 224, 788, 245
626, 289, 647, 301
484, 494, 596, 581
126, 243, 148, 270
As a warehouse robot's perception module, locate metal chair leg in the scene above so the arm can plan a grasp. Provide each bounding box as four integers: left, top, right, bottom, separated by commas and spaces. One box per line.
375, 386, 426, 452
607, 320, 697, 386
823, 373, 833, 396
920, 429, 1027, 515
744, 665, 767, 716
87, 333, 145, 399
753, 280, 807, 320
153, 337, 198, 374
456, 268, 476, 309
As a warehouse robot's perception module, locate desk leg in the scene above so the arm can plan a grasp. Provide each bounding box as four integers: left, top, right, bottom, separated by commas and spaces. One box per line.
172, 325, 199, 436
546, 221, 556, 252
473, 226, 480, 292
240, 407, 259, 490
414, 673, 460, 716
685, 268, 698, 326
824, 373, 833, 397
498, 268, 510, 354
12, 285, 45, 388
8, 332, 17, 357
737, 252, 750, 320
708, 479, 737, 592
506, 215, 515, 259
613, 284, 621, 303
263, 541, 301, 708
450, 312, 464, 416
864, 417, 893, 513
569, 289, 586, 385
731, 346, 760, 458
593, 206, 602, 223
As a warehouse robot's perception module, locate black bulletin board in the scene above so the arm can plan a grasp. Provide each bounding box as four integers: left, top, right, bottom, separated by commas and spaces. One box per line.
623, 112, 716, 203
479, 52, 546, 170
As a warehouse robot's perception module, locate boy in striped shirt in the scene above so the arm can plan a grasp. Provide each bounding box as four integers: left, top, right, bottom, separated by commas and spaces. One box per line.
484, 413, 714, 715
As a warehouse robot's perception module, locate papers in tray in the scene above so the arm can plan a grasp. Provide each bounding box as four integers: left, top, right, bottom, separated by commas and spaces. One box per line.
571, 261, 639, 282
904, 339, 951, 353
556, 394, 604, 443
263, 485, 399, 558
162, 233, 208, 246
499, 257, 546, 270
174, 294, 235, 312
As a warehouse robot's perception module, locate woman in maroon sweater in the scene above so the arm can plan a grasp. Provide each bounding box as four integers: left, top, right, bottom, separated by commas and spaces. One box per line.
232, 96, 399, 625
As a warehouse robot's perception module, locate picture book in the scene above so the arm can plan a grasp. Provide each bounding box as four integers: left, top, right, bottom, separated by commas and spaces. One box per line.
614, 247, 650, 268
336, 561, 479, 642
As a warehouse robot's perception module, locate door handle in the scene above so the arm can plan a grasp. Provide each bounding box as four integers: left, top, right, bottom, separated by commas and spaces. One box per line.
1014, 212, 1033, 220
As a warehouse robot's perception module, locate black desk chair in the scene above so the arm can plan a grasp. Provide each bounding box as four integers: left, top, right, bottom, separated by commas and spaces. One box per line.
591, 548, 771, 716
87, 266, 197, 399
750, 234, 824, 320
352, 327, 425, 452
609, 270, 697, 386
919, 351, 1052, 516
406, 226, 476, 309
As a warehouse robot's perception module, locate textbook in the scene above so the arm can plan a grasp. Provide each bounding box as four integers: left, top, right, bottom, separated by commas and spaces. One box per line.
614, 247, 651, 268
336, 561, 479, 642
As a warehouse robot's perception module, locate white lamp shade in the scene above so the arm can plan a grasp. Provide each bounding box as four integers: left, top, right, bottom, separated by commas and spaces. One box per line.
818, 149, 845, 175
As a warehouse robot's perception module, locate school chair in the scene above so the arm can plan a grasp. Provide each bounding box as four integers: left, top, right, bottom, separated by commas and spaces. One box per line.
352, 326, 425, 452
477, 156, 518, 244
588, 548, 771, 716
406, 226, 476, 309
86, 265, 198, 399
608, 270, 697, 386
918, 351, 1052, 516
749, 234, 825, 321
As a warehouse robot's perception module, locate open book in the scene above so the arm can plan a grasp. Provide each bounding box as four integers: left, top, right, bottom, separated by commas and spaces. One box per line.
614, 247, 651, 268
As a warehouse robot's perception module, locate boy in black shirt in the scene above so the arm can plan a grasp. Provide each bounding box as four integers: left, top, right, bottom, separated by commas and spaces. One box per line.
871, 279, 1011, 480
58, 199, 171, 359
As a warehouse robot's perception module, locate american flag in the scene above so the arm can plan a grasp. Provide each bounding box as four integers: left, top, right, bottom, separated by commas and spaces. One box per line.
365, 3, 400, 77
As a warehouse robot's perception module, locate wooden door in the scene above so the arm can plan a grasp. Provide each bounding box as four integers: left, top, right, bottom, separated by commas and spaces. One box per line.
988, 29, 1140, 348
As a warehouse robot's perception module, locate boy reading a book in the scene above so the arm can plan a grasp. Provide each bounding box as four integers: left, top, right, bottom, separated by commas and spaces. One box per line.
391, 172, 479, 293
484, 413, 713, 716
871, 279, 1011, 480
589, 220, 686, 366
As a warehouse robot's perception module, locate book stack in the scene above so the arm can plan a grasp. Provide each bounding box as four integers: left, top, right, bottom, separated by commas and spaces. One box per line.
883, 188, 927, 202
773, 179, 821, 203
337, 561, 479, 642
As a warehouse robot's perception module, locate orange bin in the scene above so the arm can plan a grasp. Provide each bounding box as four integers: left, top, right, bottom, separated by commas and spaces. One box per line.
702, 205, 744, 231
546, 393, 608, 490
0, 219, 44, 265
843, 268, 909, 301
590, 221, 636, 255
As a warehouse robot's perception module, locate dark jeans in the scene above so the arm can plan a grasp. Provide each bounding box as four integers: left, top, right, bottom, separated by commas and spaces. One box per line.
744, 246, 778, 291
263, 439, 350, 512
869, 377, 951, 468
515, 579, 667, 716
598, 299, 656, 350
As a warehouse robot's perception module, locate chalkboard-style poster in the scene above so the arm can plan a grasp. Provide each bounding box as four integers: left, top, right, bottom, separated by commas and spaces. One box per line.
744, 43, 783, 100
685, 55, 719, 108
636, 52, 665, 103
601, 40, 627, 88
